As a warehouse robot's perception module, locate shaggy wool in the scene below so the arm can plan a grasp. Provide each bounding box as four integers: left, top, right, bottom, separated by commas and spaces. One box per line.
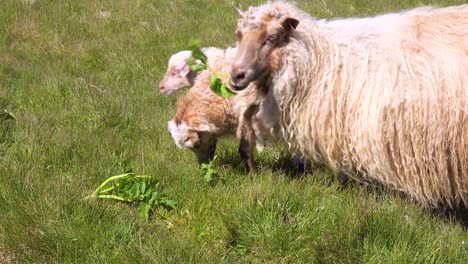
236, 1, 468, 207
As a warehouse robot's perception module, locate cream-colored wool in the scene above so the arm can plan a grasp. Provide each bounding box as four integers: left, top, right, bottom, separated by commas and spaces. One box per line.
235, 1, 468, 207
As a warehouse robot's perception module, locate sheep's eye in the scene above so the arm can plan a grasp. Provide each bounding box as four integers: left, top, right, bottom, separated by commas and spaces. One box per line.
171, 71, 177, 77
266, 35, 277, 43
236, 30, 243, 41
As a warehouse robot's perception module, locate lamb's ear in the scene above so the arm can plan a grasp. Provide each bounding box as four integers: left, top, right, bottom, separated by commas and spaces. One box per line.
282, 17, 299, 32
179, 63, 191, 77
232, 2, 244, 17
192, 120, 216, 132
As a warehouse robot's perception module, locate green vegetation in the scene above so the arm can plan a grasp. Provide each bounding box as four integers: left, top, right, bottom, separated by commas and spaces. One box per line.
201, 155, 224, 185
85, 173, 176, 221
187, 40, 236, 98
0, 0, 466, 263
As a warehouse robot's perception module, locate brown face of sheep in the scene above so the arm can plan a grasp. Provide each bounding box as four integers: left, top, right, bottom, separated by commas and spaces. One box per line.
229, 17, 299, 91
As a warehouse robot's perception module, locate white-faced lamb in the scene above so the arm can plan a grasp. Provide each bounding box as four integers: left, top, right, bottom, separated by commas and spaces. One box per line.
229, 1, 468, 207
159, 47, 225, 95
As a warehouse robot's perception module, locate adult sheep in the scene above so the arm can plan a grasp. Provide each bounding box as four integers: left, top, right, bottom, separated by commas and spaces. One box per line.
229, 1, 468, 207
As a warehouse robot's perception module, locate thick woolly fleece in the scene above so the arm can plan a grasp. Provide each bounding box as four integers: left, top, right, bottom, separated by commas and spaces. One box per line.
237, 1, 468, 207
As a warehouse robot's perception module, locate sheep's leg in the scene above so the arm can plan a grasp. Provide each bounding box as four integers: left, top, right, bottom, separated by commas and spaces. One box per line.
245, 127, 256, 171
237, 120, 250, 169
238, 136, 251, 170
238, 105, 258, 172
239, 132, 255, 171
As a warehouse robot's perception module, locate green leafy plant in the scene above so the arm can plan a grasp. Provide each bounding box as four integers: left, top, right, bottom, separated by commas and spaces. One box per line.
186, 40, 236, 98
201, 155, 223, 185
85, 173, 177, 221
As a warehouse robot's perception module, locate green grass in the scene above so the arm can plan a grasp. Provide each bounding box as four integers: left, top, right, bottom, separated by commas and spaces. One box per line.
0, 0, 467, 262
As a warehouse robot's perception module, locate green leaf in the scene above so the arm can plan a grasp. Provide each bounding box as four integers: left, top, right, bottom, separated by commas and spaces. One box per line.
185, 57, 207, 73
201, 155, 221, 184
138, 202, 151, 221
85, 173, 177, 221
188, 39, 202, 51
203, 171, 212, 183
148, 192, 159, 205
219, 84, 236, 98
185, 57, 197, 66
188, 39, 207, 64
189, 63, 207, 72
209, 75, 236, 98
192, 49, 207, 65
209, 74, 222, 93
164, 200, 177, 210
131, 182, 140, 198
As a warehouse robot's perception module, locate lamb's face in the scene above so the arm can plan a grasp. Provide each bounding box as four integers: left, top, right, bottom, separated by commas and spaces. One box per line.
168, 120, 218, 163
159, 51, 196, 95
230, 15, 299, 91
168, 120, 200, 148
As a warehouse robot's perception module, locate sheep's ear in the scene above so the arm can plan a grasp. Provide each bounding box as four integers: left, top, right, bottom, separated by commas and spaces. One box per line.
282, 17, 299, 32
232, 2, 244, 17
179, 63, 191, 77
192, 120, 215, 132
236, 7, 245, 17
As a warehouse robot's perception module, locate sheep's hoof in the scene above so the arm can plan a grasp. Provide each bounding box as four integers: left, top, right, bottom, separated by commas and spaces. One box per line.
246, 161, 254, 173
238, 145, 254, 172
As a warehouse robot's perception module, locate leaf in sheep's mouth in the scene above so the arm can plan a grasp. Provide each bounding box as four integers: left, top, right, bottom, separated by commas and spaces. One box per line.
209, 75, 236, 98
185, 40, 236, 99
188, 39, 207, 65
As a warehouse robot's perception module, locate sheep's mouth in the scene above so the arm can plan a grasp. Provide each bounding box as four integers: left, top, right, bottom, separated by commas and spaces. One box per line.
160, 87, 177, 95
194, 143, 217, 164
229, 80, 248, 91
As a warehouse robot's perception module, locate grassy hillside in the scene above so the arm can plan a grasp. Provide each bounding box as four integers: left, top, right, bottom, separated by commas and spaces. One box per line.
0, 0, 467, 262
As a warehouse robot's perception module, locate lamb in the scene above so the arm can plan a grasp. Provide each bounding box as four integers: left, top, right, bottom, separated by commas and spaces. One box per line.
166, 48, 266, 166
229, 1, 468, 207
162, 46, 291, 169
159, 47, 225, 95
168, 68, 238, 163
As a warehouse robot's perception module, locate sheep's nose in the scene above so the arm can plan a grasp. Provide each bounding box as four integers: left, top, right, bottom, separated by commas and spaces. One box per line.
159, 84, 165, 91
234, 71, 245, 82
230, 63, 249, 88
231, 65, 246, 83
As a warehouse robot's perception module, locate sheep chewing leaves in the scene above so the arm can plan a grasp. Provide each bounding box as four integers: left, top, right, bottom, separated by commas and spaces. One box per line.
187, 40, 236, 98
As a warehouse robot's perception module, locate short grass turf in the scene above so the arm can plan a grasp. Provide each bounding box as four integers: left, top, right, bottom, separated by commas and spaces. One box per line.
0, 0, 467, 263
